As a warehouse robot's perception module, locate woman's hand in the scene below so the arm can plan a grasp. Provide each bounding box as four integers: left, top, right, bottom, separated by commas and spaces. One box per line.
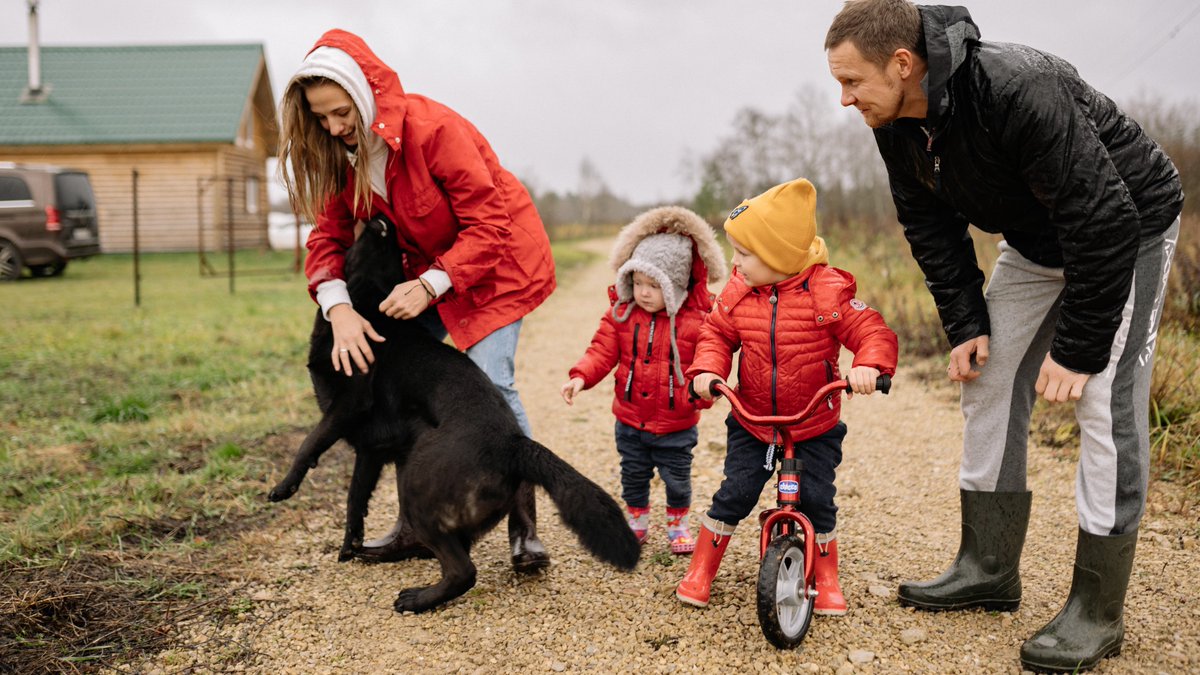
379, 279, 434, 320
845, 366, 881, 398
560, 378, 585, 405
328, 304, 386, 376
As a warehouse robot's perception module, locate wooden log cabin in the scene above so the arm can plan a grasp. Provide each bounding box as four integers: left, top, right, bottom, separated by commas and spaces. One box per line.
0, 43, 278, 253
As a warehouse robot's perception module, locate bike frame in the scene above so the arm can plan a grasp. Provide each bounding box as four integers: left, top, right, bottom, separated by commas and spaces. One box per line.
712, 379, 860, 569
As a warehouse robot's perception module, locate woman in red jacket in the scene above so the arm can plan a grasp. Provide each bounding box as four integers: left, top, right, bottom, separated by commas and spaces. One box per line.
678, 178, 898, 615
279, 29, 556, 572
561, 206, 725, 555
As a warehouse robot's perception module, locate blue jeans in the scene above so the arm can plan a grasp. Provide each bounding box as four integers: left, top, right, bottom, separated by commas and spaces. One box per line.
415, 310, 531, 436
706, 415, 846, 534
614, 422, 697, 509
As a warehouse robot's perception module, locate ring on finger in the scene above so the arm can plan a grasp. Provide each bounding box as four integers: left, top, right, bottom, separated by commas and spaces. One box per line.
339, 348, 349, 353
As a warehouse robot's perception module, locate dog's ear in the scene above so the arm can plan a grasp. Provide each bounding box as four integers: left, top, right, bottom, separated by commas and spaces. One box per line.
363, 216, 390, 239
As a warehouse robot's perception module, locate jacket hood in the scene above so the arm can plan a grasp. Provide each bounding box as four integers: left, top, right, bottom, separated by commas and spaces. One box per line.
918, 5, 980, 128
308, 29, 409, 154
609, 205, 727, 287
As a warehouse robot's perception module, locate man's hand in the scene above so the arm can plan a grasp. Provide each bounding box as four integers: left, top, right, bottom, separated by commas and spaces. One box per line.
1035, 354, 1090, 403
328, 304, 386, 376
691, 372, 721, 401
379, 279, 433, 320
948, 335, 989, 382
845, 366, 881, 398
560, 378, 585, 405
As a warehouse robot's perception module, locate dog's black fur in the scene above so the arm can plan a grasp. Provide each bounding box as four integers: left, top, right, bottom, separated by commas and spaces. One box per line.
268, 216, 640, 613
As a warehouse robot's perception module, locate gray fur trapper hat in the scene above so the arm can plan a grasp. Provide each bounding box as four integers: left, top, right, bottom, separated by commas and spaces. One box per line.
610, 205, 727, 383
615, 233, 694, 318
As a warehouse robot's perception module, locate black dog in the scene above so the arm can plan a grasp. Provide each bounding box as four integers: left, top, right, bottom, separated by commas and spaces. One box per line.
268, 216, 640, 612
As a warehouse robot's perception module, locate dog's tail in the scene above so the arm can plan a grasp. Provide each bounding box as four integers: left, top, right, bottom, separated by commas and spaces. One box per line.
512, 437, 640, 571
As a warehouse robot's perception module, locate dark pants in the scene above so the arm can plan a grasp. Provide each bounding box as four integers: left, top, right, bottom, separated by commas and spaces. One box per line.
614, 422, 697, 510
707, 415, 846, 534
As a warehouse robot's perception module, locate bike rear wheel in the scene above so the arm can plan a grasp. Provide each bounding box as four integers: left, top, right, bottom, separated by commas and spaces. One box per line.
757, 534, 815, 649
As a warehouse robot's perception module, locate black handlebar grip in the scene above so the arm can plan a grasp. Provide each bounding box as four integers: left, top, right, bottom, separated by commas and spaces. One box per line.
844, 374, 892, 394
708, 379, 725, 398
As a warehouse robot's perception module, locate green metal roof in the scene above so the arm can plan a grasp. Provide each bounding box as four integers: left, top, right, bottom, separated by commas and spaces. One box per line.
0, 43, 267, 146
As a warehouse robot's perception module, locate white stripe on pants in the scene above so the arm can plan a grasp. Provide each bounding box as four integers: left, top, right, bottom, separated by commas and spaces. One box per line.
959, 219, 1178, 535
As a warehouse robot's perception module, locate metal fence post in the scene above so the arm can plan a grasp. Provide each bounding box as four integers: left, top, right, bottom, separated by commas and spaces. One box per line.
132, 168, 141, 307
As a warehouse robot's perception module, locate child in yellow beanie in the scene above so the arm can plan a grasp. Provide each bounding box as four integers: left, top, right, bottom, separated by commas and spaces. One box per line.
676, 178, 899, 615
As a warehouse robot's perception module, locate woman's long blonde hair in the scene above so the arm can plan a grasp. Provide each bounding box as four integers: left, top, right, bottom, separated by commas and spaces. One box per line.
278, 76, 374, 227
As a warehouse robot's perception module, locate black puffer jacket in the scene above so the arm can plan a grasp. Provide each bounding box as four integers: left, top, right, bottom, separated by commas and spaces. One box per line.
874, 5, 1184, 374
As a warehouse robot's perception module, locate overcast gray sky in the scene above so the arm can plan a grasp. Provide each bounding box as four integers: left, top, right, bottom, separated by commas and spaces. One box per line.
2, 0, 1197, 204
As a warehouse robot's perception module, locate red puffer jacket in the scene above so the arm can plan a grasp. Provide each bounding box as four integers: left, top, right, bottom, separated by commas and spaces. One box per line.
689, 265, 898, 444
303, 30, 555, 350
570, 286, 712, 434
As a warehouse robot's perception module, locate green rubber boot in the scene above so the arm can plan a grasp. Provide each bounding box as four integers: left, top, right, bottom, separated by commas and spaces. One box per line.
897, 489, 1031, 611
1019, 528, 1137, 673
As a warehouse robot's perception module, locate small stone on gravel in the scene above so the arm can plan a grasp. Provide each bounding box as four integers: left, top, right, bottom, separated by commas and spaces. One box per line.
849, 649, 875, 664
900, 627, 927, 644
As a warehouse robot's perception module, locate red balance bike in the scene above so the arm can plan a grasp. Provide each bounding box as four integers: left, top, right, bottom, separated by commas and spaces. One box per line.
709, 374, 891, 649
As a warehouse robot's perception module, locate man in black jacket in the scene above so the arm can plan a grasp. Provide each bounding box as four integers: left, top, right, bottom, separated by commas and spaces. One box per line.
825, 1, 1183, 672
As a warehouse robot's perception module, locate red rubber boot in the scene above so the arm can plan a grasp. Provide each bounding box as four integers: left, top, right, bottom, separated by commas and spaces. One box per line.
675, 524, 732, 607
813, 537, 847, 616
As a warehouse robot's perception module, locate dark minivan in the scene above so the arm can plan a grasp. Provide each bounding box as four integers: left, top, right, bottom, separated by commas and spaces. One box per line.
0, 162, 101, 280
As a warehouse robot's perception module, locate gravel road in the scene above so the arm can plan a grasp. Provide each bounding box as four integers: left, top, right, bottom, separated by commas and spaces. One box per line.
140, 237, 1198, 674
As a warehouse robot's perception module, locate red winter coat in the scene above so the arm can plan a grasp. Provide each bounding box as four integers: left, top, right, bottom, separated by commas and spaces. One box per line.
570, 285, 712, 434
688, 265, 898, 444
303, 30, 555, 350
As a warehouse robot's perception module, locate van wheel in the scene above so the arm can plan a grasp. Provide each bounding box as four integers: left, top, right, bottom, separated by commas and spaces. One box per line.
0, 240, 22, 281
30, 261, 67, 277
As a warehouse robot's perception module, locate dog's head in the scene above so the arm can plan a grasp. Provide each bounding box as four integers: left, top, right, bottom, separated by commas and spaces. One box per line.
345, 215, 405, 308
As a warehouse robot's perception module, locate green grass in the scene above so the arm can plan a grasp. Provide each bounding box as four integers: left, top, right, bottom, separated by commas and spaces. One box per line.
0, 241, 602, 565
0, 250, 317, 563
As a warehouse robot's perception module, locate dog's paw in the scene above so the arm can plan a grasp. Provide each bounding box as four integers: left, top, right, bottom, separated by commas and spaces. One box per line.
393, 589, 431, 613
337, 546, 356, 563
267, 482, 298, 502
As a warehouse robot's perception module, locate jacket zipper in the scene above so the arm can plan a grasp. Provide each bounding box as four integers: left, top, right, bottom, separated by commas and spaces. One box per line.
668, 344, 676, 410
923, 126, 942, 192
644, 316, 655, 364
769, 287, 779, 415
624, 323, 639, 401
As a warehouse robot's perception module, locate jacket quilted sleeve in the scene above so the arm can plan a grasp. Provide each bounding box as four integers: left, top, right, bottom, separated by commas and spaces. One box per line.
876, 134, 989, 348
569, 311, 621, 389
829, 287, 899, 375
687, 283, 742, 382
989, 70, 1142, 373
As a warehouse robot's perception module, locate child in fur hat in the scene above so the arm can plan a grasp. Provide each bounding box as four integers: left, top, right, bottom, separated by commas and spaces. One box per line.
676, 178, 898, 614
562, 206, 726, 555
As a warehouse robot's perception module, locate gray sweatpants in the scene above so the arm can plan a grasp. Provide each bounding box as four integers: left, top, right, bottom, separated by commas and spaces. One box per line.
959, 219, 1179, 536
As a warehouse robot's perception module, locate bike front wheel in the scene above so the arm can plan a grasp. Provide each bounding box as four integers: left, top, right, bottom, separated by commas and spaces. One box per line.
756, 534, 815, 649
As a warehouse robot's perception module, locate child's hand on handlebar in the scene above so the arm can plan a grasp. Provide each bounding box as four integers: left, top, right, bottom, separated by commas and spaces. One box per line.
691, 372, 722, 401
846, 366, 881, 398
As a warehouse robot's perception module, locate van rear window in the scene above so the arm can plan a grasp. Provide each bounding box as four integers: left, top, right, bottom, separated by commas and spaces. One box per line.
0, 176, 33, 202
54, 173, 96, 210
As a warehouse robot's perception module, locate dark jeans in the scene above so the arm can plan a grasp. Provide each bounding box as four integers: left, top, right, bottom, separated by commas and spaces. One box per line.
706, 414, 846, 534
614, 421, 697, 509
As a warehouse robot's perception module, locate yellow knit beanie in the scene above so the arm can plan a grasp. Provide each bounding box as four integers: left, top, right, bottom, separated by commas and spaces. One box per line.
723, 178, 829, 275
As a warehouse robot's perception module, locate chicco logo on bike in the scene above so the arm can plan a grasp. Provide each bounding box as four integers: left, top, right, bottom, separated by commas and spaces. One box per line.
778, 480, 799, 494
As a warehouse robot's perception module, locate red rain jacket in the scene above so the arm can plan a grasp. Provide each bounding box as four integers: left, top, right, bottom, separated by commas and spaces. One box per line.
303, 30, 555, 350
570, 285, 712, 434
688, 265, 898, 444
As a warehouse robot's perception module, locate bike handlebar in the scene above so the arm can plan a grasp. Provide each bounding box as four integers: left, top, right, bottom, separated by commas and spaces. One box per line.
710, 375, 891, 428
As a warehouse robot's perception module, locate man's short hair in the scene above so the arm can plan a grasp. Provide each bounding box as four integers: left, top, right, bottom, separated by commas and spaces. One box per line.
825, 0, 925, 68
